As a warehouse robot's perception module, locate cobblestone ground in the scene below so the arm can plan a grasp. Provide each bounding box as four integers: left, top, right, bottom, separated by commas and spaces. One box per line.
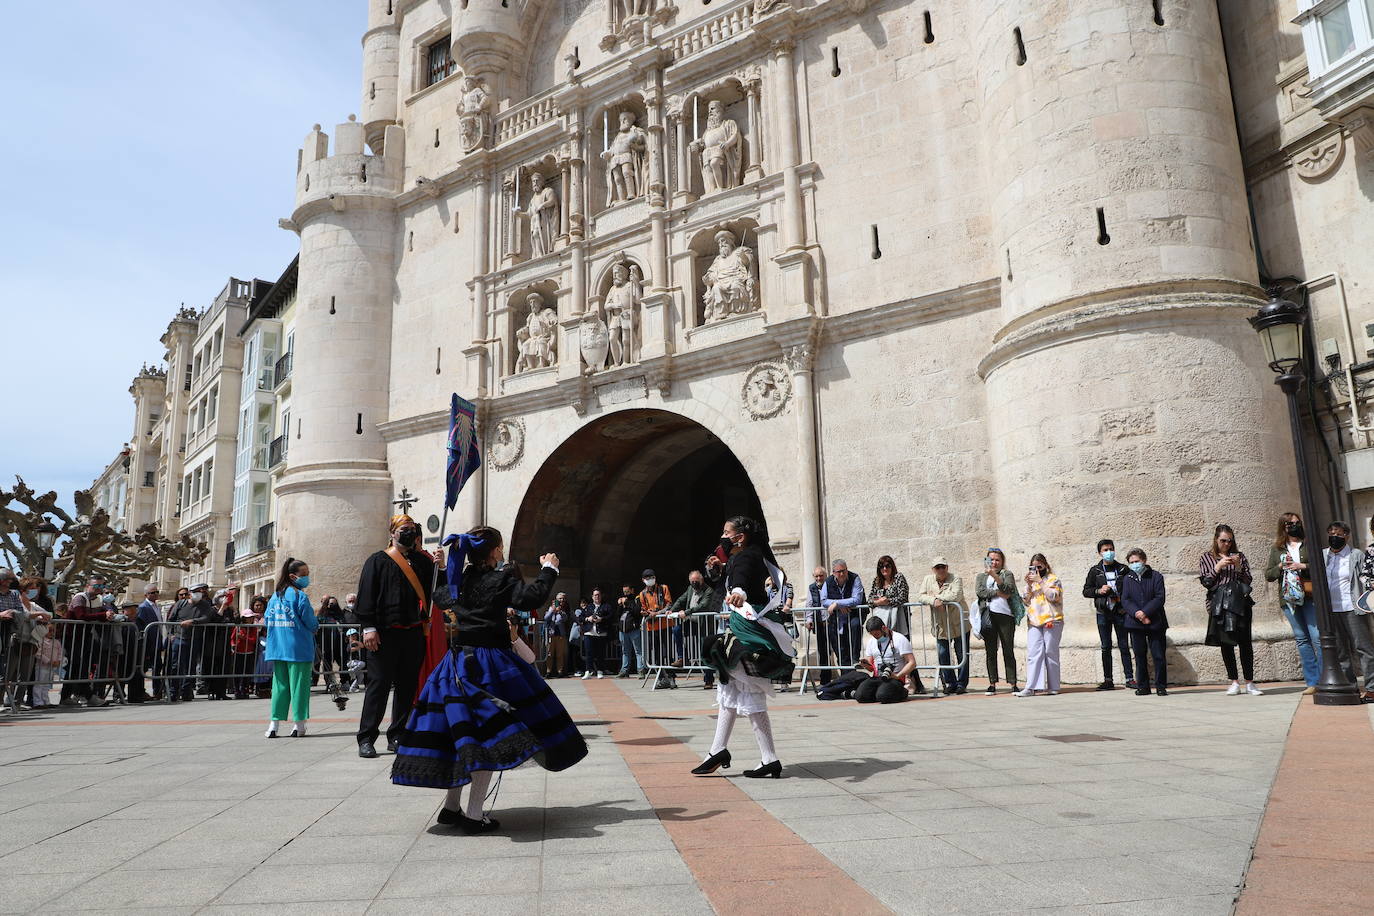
0, 677, 1314, 915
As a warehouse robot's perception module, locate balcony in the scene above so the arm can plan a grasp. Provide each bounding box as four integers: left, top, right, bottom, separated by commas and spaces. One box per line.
273, 352, 293, 391
225, 541, 236, 567
256, 522, 275, 554
269, 435, 288, 469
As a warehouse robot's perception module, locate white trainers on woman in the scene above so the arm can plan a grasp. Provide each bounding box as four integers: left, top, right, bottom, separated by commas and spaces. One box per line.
1226, 682, 1242, 696
1245, 682, 1264, 696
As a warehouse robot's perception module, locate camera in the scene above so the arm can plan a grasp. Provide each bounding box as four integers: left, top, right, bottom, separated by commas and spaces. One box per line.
878, 663, 896, 678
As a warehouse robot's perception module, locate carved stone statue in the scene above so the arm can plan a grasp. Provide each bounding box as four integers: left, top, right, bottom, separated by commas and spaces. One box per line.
702, 229, 758, 322
691, 100, 742, 194
604, 260, 643, 366
515, 293, 559, 371
459, 76, 491, 152
601, 110, 648, 207
525, 171, 560, 257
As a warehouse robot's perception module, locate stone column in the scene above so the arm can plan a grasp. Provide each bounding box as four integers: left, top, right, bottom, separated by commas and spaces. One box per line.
569, 130, 587, 317
558, 158, 571, 242
671, 100, 691, 204
771, 40, 805, 252
785, 342, 823, 572
645, 73, 667, 208
744, 74, 764, 181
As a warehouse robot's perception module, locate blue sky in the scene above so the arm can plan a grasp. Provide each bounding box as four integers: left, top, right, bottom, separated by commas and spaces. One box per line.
1, 1, 364, 508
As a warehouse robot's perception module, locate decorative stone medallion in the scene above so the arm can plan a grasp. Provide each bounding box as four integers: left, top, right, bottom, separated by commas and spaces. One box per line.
488, 418, 526, 471
1294, 133, 1343, 182
741, 362, 792, 420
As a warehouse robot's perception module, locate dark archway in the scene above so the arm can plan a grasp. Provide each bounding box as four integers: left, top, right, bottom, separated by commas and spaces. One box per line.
509, 409, 764, 600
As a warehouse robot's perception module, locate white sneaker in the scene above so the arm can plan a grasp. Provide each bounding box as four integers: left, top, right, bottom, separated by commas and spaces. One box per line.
596, 672, 604, 679
1014, 688, 1035, 697
1226, 682, 1242, 696
265, 724, 278, 739
290, 722, 307, 737
1246, 683, 1264, 696
581, 672, 591, 680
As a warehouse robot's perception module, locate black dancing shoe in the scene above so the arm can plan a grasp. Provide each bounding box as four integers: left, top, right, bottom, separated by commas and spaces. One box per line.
358, 741, 379, 759
437, 807, 463, 826
459, 814, 501, 834
386, 739, 400, 753
691, 748, 731, 776
742, 760, 782, 779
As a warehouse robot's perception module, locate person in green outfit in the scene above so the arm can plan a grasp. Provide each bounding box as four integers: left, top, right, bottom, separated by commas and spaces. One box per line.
264, 557, 318, 738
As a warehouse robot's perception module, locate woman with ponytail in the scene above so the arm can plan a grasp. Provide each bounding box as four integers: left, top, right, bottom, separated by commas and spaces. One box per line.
391, 526, 587, 833
264, 557, 318, 738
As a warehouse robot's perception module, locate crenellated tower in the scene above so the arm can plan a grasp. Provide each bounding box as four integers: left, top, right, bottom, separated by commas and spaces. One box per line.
274, 116, 405, 599
973, 0, 1298, 676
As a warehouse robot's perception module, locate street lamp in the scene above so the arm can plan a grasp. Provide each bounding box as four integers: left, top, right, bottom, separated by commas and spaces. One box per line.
34, 520, 59, 582
1250, 287, 1362, 706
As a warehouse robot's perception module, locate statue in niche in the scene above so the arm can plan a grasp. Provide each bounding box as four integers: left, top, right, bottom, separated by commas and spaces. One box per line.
524, 171, 560, 257
515, 293, 559, 372
691, 100, 742, 194
601, 110, 648, 207
702, 229, 758, 322
459, 76, 491, 152
604, 260, 643, 366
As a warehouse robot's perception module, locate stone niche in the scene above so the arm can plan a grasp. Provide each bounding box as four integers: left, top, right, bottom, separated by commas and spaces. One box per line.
582, 252, 649, 373
685, 218, 762, 329
590, 94, 650, 217
503, 154, 563, 264
669, 73, 762, 203
506, 279, 562, 377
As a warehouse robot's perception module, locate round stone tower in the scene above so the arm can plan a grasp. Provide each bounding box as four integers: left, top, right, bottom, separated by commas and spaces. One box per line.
361, 0, 400, 155
973, 0, 1300, 679
275, 116, 405, 599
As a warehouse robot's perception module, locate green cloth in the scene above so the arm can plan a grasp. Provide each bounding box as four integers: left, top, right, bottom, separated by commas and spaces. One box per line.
270, 660, 312, 722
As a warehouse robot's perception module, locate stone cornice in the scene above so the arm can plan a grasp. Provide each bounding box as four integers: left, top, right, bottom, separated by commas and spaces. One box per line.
976, 280, 1266, 380
378, 409, 449, 442
822, 278, 1000, 346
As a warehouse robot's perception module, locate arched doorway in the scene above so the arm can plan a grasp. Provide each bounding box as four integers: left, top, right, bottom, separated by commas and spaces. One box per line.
509, 409, 764, 598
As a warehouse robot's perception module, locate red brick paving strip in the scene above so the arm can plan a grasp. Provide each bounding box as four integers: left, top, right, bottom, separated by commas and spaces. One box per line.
584, 680, 892, 916
1234, 700, 1374, 915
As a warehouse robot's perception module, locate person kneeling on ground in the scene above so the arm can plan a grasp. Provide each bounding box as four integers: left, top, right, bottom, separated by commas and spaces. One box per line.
856, 616, 915, 704
816, 664, 870, 700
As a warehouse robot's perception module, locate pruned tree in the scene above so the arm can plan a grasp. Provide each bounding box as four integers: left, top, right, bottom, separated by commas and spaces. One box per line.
0, 476, 207, 593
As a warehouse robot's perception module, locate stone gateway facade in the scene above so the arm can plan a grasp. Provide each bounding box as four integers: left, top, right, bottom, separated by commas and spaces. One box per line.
270, 0, 1374, 685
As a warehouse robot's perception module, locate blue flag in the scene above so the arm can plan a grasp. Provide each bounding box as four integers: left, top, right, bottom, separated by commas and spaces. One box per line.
445, 394, 480, 510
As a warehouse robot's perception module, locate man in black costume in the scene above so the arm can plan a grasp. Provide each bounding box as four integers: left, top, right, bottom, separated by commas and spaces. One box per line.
354, 514, 437, 758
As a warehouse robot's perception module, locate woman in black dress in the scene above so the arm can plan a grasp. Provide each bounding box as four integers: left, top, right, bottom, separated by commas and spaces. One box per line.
391, 526, 588, 833
694, 515, 796, 779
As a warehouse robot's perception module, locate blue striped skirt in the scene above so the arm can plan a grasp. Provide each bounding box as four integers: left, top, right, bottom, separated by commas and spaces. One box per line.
390, 646, 588, 789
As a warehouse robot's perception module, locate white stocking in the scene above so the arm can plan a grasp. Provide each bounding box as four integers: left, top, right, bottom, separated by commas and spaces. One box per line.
444, 786, 464, 812
465, 770, 493, 820
710, 707, 738, 755
748, 711, 777, 766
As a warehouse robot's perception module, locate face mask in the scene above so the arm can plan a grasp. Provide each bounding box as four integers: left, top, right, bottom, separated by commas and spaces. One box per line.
25, 589, 38, 600
1330, 535, 1348, 551
1286, 523, 1304, 539
191, 591, 205, 601
396, 529, 419, 548
345, 602, 355, 611
293, 576, 311, 589
644, 578, 656, 587
719, 536, 733, 552
1101, 550, 1115, 563
1128, 561, 1144, 574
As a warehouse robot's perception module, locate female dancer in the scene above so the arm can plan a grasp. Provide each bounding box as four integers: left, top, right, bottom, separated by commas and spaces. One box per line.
391, 526, 588, 833
264, 558, 317, 738
694, 515, 797, 779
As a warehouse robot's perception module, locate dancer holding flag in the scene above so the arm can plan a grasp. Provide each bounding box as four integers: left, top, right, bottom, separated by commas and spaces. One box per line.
389, 395, 588, 833
694, 515, 796, 779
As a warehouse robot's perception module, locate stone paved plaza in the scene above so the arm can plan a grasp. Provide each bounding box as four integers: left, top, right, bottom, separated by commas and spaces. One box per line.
0, 678, 1340, 914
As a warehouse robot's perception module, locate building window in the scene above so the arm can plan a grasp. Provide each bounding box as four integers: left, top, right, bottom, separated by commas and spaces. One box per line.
426, 38, 455, 87
1298, 0, 1374, 82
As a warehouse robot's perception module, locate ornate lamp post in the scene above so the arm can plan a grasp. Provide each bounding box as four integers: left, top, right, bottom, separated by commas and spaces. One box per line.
1250, 288, 1362, 706
35, 520, 59, 582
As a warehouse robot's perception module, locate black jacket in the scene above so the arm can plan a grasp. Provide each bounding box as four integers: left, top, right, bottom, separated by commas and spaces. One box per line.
354, 548, 437, 630
1082, 561, 1128, 616
1120, 567, 1168, 631
614, 595, 642, 633
580, 602, 614, 637
455, 565, 557, 649
168, 598, 215, 625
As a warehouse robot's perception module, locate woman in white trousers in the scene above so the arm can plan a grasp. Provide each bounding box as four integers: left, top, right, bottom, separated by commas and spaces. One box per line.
1018, 553, 1064, 696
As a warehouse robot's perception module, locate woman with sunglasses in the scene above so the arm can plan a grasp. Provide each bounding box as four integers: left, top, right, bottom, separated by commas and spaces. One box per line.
869, 557, 924, 694
1200, 524, 1261, 695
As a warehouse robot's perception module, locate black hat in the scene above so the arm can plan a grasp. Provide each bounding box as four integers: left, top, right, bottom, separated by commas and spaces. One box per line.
641, 569, 656, 578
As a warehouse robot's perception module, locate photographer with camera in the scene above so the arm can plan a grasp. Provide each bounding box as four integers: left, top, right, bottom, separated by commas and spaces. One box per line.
856, 616, 916, 703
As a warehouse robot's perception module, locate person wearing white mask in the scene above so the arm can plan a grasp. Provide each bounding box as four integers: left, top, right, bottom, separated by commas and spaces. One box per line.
1121, 549, 1168, 696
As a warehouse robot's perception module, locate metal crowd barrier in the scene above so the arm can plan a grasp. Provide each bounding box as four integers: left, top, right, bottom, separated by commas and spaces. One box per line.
640, 610, 729, 688
2, 620, 368, 714
784, 601, 972, 696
